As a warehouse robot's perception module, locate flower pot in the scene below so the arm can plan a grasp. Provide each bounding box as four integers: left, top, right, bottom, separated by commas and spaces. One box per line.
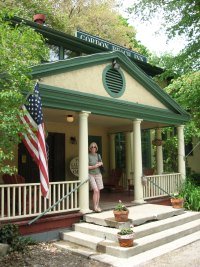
152, 139, 163, 146
33, 14, 46, 24
117, 233, 135, 247
171, 198, 184, 209
113, 210, 129, 222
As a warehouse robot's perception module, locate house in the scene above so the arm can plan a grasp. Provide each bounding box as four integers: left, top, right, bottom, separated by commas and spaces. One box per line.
0, 15, 190, 234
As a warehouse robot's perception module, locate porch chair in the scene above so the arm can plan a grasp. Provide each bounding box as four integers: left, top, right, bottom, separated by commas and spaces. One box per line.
104, 168, 123, 191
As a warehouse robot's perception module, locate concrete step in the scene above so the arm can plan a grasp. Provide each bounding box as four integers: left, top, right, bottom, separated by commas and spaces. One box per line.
55, 231, 200, 267
103, 218, 200, 258
61, 217, 200, 258
84, 204, 185, 226
74, 211, 200, 240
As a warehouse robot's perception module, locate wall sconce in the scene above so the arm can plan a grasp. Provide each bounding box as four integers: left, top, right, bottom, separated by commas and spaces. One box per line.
70, 136, 77, 144
66, 115, 74, 123
112, 59, 120, 70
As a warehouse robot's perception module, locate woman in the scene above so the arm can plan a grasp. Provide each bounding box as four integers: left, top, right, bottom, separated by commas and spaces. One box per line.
88, 142, 104, 212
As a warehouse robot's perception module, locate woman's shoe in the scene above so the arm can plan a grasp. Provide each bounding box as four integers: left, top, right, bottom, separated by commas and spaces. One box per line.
95, 207, 102, 213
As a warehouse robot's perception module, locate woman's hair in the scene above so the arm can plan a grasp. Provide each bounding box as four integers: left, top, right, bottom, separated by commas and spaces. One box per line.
89, 142, 98, 152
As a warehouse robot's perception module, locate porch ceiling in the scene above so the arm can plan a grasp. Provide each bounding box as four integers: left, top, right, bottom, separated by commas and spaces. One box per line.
43, 108, 168, 132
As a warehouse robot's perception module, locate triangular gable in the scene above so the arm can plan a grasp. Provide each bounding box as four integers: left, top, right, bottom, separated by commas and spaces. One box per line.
31, 51, 189, 123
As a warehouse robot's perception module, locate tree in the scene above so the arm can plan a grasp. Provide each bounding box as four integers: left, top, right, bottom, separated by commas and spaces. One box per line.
0, 9, 48, 174
166, 71, 200, 139
0, 0, 147, 54
128, 0, 200, 72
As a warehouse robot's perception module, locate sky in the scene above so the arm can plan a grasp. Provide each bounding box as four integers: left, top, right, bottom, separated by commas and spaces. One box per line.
121, 1, 186, 56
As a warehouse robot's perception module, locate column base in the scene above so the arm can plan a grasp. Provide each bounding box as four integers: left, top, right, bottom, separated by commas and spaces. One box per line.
80, 208, 93, 214
132, 199, 147, 205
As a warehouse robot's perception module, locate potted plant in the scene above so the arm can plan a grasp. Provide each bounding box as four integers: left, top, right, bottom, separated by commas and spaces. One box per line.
152, 138, 163, 146
170, 193, 184, 209
113, 200, 129, 222
117, 226, 135, 247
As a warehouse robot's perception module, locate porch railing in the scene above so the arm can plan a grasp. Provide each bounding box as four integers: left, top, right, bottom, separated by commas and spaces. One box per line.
0, 180, 80, 221
143, 173, 182, 199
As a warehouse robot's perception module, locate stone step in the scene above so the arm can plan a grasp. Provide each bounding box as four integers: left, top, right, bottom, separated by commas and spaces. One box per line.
55, 231, 200, 267
74, 211, 200, 240
61, 217, 200, 258
104, 218, 200, 258
84, 204, 185, 226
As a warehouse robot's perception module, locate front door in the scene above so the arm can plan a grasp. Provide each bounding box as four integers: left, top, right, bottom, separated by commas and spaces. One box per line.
18, 132, 65, 182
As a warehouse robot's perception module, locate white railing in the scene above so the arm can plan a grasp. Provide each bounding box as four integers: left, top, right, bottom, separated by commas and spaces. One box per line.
0, 180, 80, 221
143, 173, 182, 199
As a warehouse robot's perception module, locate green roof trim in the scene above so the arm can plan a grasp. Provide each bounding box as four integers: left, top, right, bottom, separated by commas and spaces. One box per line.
39, 84, 189, 124
31, 50, 189, 118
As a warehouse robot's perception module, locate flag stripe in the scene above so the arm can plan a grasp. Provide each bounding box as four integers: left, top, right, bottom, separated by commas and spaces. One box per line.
21, 83, 49, 197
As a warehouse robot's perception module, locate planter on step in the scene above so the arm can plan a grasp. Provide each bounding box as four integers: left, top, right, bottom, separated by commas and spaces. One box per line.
117, 232, 135, 247
113, 210, 129, 222
113, 200, 129, 222
170, 198, 184, 209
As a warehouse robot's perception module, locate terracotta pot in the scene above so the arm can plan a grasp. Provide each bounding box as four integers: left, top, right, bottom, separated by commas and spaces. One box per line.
113, 210, 129, 222
33, 14, 46, 24
117, 233, 135, 247
171, 198, 184, 209
152, 139, 163, 146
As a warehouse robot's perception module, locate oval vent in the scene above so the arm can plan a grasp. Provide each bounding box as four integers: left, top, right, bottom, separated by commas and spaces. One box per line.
103, 65, 125, 98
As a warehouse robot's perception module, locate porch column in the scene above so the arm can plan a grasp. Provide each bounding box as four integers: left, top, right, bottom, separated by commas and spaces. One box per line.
125, 132, 132, 189
79, 111, 91, 213
156, 128, 164, 174
110, 134, 116, 170
132, 119, 145, 203
177, 125, 186, 180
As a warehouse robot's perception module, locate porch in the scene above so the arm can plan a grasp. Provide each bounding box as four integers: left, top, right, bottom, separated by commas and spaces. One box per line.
0, 173, 182, 224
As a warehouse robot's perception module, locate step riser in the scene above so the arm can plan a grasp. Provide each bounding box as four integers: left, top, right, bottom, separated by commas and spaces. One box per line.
62, 233, 99, 250
74, 213, 200, 241
63, 221, 200, 258
74, 224, 117, 241
136, 213, 200, 238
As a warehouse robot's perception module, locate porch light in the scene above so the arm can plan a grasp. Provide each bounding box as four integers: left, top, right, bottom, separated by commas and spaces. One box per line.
112, 59, 120, 70
66, 115, 74, 123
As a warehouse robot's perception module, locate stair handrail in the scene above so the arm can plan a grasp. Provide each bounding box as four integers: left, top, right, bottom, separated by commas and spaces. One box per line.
28, 177, 89, 225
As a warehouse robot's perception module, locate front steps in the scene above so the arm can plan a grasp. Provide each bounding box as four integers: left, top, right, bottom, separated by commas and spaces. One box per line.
55, 204, 200, 265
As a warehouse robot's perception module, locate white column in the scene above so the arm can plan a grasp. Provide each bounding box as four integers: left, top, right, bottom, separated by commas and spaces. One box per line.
125, 132, 132, 189
79, 111, 91, 213
156, 128, 164, 174
177, 125, 186, 180
132, 119, 145, 203
110, 134, 116, 170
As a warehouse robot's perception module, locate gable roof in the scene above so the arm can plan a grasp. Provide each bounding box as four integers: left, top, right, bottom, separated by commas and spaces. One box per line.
31, 50, 189, 121
10, 16, 163, 77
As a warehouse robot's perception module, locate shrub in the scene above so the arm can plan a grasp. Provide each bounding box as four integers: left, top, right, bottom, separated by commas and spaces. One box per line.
181, 179, 200, 211
0, 223, 36, 252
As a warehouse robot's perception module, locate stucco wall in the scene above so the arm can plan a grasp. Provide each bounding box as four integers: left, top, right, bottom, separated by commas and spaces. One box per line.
41, 63, 168, 110
187, 138, 200, 174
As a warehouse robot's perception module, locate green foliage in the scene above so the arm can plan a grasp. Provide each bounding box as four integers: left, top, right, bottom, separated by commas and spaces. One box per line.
128, 0, 200, 70
166, 72, 200, 139
0, 223, 36, 252
114, 200, 128, 211
0, 8, 49, 174
0, 0, 147, 54
180, 179, 200, 211
117, 227, 134, 235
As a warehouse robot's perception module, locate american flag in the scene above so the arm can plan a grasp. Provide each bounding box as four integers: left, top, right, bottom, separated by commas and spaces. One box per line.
21, 83, 49, 198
